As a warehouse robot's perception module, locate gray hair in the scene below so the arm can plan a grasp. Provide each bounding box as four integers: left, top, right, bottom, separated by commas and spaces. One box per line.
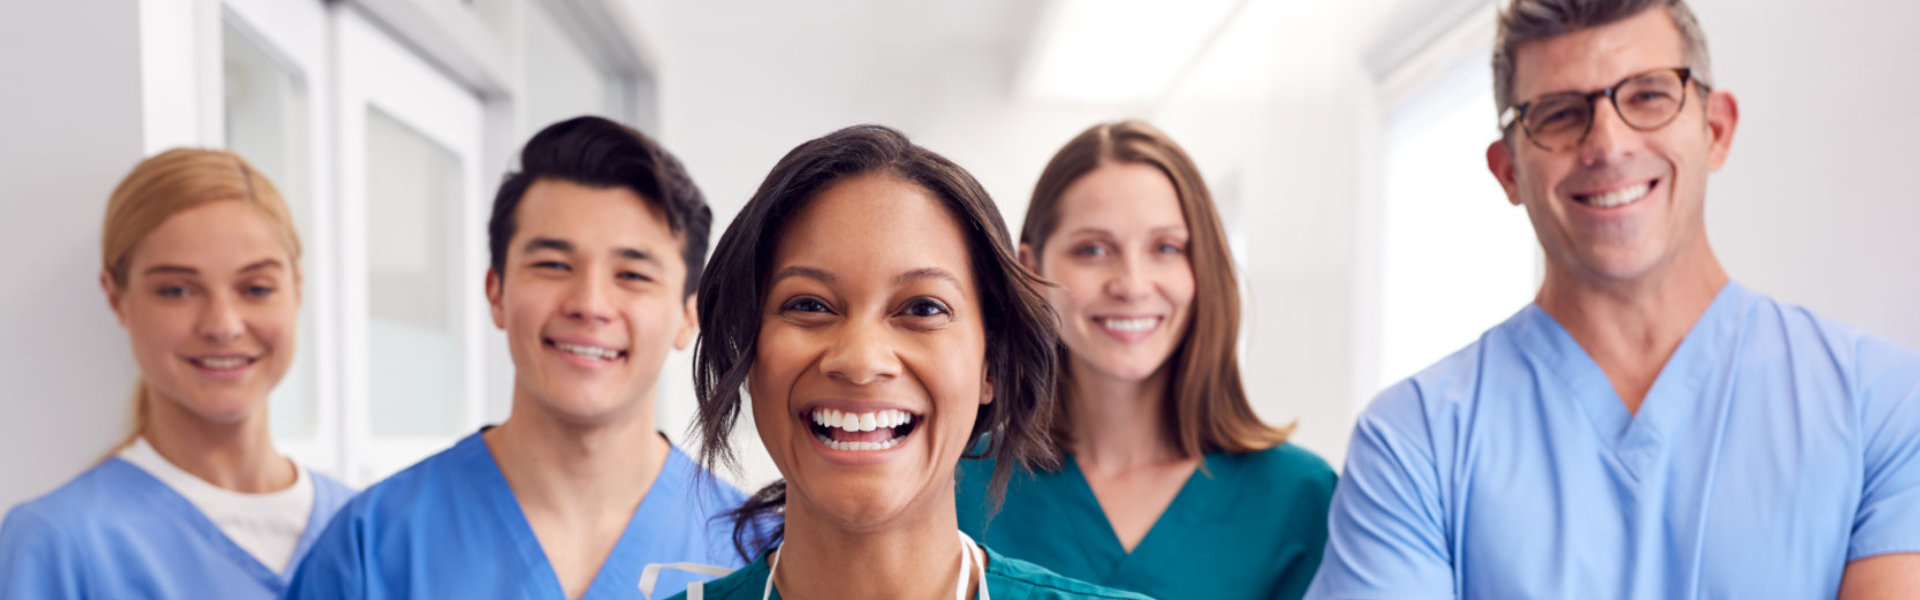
1493, 0, 1713, 117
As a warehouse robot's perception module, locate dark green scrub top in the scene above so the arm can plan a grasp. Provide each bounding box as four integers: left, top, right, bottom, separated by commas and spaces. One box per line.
666, 543, 1154, 599
957, 444, 1336, 600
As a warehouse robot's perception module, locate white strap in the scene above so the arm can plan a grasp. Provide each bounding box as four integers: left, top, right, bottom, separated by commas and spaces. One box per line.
689, 581, 705, 600
639, 562, 736, 600
764, 532, 989, 600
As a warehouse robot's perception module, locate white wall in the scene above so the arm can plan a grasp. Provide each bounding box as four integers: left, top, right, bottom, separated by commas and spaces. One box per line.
0, 1, 147, 509
1689, 0, 1920, 352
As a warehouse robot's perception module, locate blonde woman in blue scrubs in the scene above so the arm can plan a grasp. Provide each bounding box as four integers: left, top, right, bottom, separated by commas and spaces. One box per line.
956, 120, 1336, 600
0, 149, 352, 599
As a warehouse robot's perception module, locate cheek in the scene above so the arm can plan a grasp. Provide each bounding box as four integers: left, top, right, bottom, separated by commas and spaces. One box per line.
124, 302, 193, 355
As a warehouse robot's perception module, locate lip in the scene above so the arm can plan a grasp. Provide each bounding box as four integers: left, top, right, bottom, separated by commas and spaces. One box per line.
543, 336, 628, 370
184, 354, 260, 380
1090, 314, 1165, 344
796, 400, 925, 467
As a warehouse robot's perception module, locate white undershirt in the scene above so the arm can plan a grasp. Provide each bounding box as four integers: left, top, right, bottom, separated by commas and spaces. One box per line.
117, 437, 315, 573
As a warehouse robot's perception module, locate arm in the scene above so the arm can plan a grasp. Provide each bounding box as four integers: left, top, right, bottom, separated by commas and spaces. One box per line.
282, 507, 367, 600
1303, 382, 1454, 600
1839, 554, 1920, 599
0, 508, 85, 600
1841, 338, 1920, 599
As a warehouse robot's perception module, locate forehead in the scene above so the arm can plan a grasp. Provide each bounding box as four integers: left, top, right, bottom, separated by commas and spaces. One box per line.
1511, 7, 1688, 100
512, 178, 683, 257
1055, 162, 1186, 233
773, 174, 975, 285
131, 200, 291, 273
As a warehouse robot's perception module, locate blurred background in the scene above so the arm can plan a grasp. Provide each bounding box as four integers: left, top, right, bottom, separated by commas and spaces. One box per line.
3, 0, 1917, 508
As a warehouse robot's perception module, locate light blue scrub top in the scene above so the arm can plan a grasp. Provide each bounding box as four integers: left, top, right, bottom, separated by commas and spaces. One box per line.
1306, 282, 1920, 599
285, 429, 750, 599
0, 457, 353, 599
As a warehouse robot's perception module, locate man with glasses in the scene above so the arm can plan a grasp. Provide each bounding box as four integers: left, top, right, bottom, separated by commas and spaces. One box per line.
1307, 1, 1920, 598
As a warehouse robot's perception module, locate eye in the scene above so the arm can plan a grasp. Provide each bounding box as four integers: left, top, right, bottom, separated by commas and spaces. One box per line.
617, 271, 654, 283
533, 261, 570, 272
900, 297, 952, 319
1155, 242, 1186, 255
780, 296, 833, 314
156, 286, 188, 299
244, 285, 276, 298
1070, 243, 1109, 258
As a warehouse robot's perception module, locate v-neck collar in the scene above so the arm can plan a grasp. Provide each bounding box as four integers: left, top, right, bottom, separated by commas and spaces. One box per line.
102, 457, 330, 590
1512, 281, 1754, 479
466, 429, 689, 600
1058, 452, 1234, 581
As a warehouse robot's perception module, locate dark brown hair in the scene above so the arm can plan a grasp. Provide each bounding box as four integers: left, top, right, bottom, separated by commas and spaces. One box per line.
693, 124, 1060, 560
1022, 119, 1291, 459
487, 116, 712, 296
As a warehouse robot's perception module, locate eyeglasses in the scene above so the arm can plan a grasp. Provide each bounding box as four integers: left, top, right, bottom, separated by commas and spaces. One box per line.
1499, 67, 1703, 151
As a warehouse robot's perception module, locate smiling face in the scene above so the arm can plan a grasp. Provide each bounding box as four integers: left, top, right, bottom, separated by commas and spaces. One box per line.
106, 200, 300, 424
1488, 7, 1737, 285
487, 178, 696, 425
1029, 162, 1195, 385
749, 173, 990, 531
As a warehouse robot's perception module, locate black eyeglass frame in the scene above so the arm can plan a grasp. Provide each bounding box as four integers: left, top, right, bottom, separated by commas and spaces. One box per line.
1498, 67, 1708, 151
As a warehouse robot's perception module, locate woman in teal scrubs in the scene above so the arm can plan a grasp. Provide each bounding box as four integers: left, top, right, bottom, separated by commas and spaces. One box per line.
956, 120, 1336, 600
658, 125, 1148, 600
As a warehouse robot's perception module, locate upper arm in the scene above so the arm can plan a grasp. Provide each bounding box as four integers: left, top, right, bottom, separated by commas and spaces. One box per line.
1839, 553, 1920, 599
1850, 338, 1920, 561
0, 508, 85, 599
283, 506, 367, 600
1304, 382, 1454, 600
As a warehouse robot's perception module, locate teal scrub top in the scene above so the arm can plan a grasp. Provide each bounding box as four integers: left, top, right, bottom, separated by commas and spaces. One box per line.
665, 543, 1153, 600
957, 444, 1336, 600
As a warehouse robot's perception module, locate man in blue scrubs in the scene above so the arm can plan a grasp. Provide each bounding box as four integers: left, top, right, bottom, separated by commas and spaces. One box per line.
286, 116, 747, 598
1308, 1, 1920, 598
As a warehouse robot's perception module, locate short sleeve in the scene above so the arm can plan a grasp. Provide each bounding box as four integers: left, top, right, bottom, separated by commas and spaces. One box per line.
0, 506, 86, 599
1304, 380, 1455, 600
1849, 336, 1920, 561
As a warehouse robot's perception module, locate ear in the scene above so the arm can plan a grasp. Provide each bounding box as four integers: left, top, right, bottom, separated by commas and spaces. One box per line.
1018, 242, 1039, 273
1704, 89, 1739, 171
673, 293, 699, 351
979, 368, 995, 406
100, 269, 129, 325
485, 268, 506, 329
1486, 138, 1524, 207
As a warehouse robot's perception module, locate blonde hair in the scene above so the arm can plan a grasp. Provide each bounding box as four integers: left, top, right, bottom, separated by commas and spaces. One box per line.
102, 148, 301, 450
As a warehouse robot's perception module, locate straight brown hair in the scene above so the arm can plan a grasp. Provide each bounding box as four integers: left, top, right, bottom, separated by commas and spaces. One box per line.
1021, 120, 1291, 458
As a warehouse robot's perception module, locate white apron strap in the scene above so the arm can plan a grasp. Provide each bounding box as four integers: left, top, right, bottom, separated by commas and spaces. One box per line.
639, 562, 736, 600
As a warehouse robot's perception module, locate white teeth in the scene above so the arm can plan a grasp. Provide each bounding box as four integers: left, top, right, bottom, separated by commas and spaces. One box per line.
815, 435, 907, 452
554, 342, 622, 361
1584, 182, 1651, 208
196, 357, 248, 369
1099, 317, 1159, 333
811, 408, 914, 433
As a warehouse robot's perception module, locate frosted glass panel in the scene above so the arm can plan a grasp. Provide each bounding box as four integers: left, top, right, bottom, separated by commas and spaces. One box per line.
223, 18, 316, 439
365, 108, 464, 436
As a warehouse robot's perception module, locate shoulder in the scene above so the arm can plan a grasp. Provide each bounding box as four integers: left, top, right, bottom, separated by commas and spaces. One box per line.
1220, 443, 1336, 497
665, 444, 750, 513
1739, 290, 1920, 398
319, 434, 487, 534
984, 546, 1154, 599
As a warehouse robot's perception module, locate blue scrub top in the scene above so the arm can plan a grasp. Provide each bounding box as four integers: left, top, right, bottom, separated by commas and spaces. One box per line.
0, 458, 352, 599
1307, 282, 1920, 599
957, 444, 1334, 600
667, 543, 1155, 600
285, 429, 749, 599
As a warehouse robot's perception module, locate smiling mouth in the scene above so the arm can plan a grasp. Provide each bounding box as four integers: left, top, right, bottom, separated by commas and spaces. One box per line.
1095, 316, 1162, 334
807, 407, 921, 452
1572, 179, 1657, 208
545, 339, 628, 362
189, 356, 257, 370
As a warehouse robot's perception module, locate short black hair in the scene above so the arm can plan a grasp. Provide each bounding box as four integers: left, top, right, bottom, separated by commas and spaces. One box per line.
487, 116, 712, 296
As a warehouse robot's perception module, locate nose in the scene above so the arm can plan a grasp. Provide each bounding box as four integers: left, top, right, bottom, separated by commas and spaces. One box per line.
197, 291, 245, 344
1101, 253, 1152, 301
818, 317, 901, 386
1577, 95, 1639, 167
560, 273, 616, 324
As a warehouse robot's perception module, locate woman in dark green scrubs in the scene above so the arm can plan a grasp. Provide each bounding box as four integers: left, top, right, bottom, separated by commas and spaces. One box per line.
660, 125, 1150, 600
956, 120, 1337, 600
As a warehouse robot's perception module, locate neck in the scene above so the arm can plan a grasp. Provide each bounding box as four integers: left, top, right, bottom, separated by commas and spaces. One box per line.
483, 385, 670, 519
1063, 358, 1183, 472
1535, 241, 1729, 412
772, 487, 976, 600
141, 391, 293, 493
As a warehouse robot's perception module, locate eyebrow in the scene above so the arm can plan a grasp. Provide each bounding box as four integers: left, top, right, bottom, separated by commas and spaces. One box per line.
893, 267, 961, 288
143, 258, 284, 277
770, 265, 836, 286
525, 237, 659, 265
